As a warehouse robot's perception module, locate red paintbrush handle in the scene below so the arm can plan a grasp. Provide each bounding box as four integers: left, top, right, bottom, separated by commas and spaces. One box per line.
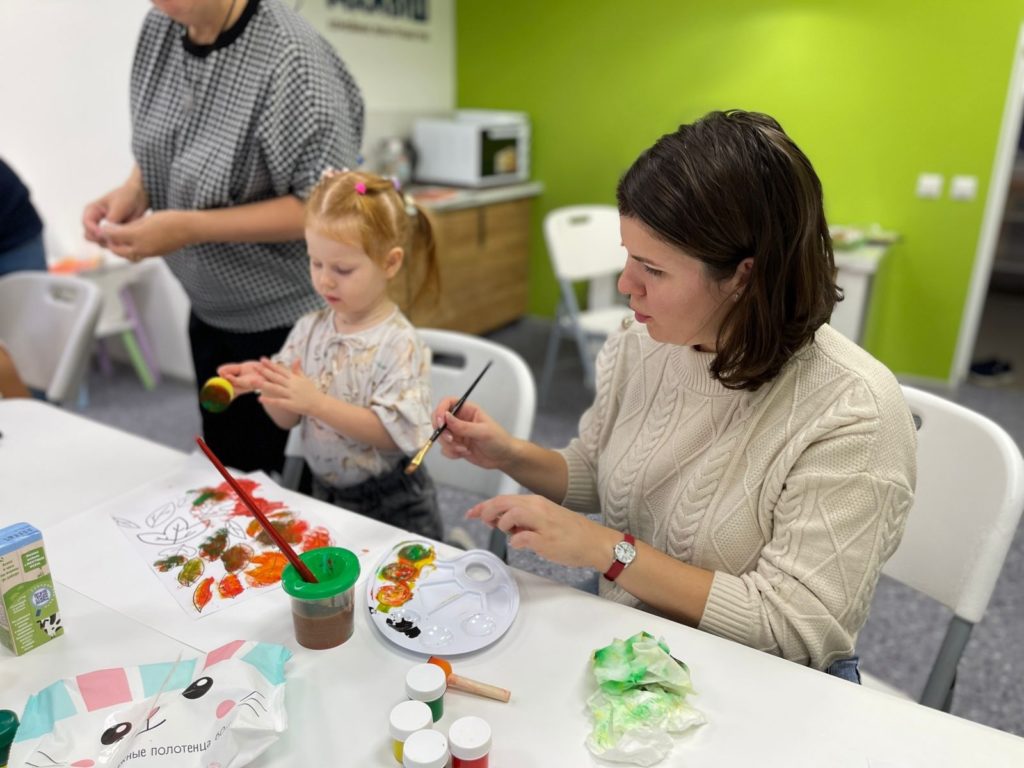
195, 437, 318, 583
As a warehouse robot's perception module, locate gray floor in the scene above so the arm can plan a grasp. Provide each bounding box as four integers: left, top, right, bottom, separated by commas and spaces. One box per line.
972, 288, 1024, 392
76, 316, 1024, 736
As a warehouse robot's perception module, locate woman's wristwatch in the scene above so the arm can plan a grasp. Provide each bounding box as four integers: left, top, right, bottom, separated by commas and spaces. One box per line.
603, 533, 636, 582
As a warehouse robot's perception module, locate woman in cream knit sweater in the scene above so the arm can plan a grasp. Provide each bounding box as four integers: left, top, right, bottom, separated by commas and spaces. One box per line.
434, 110, 917, 678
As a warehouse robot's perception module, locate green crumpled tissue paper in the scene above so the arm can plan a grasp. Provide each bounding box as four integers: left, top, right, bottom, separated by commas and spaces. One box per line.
586, 632, 705, 766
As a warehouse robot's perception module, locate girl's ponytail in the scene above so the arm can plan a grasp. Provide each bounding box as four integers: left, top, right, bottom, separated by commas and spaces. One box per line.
403, 199, 440, 311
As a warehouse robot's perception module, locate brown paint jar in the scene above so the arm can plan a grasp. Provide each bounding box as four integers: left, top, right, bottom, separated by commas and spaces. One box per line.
281, 547, 360, 650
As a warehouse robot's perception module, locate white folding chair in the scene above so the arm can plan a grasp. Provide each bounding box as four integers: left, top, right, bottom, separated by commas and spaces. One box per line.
861, 385, 1024, 710
89, 260, 161, 391
538, 205, 631, 402
281, 425, 305, 492
419, 328, 537, 560
0, 272, 101, 406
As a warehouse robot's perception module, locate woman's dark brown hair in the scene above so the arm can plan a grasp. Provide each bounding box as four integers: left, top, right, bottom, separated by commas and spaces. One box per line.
617, 110, 841, 390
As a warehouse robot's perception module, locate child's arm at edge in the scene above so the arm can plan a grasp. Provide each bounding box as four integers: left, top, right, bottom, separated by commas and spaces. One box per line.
304, 397, 400, 452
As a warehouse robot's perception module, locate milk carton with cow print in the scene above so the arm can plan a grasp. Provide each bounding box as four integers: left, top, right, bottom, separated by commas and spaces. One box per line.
0, 522, 63, 655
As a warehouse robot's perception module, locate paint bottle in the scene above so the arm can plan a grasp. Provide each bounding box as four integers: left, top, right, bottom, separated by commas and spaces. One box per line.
402, 728, 449, 768
389, 699, 433, 765
0, 710, 17, 768
448, 716, 491, 768
406, 663, 447, 722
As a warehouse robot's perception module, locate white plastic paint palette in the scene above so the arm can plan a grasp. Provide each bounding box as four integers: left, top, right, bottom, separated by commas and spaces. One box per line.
367, 540, 519, 655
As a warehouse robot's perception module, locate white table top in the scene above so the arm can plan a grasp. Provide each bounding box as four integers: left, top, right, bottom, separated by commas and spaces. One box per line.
833, 243, 888, 275
3, 399, 1024, 767
0, 397, 187, 530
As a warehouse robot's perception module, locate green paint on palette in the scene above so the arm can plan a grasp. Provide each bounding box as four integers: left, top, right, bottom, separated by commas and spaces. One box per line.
398, 543, 432, 563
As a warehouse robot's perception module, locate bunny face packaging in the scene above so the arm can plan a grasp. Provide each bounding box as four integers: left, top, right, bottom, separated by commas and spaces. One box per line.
11, 640, 290, 768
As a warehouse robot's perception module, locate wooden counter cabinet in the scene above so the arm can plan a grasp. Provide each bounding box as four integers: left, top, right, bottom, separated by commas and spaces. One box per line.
390, 198, 531, 334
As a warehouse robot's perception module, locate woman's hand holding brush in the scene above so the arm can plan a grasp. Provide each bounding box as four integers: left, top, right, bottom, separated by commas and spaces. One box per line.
420, 361, 570, 502
429, 399, 516, 470
433, 397, 572, 506
405, 361, 494, 475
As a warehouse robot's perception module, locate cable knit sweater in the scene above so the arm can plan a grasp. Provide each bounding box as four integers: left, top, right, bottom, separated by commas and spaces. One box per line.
558, 320, 917, 670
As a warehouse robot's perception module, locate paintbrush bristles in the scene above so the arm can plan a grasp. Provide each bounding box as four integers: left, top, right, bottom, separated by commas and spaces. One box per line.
404, 438, 432, 475
406, 360, 493, 476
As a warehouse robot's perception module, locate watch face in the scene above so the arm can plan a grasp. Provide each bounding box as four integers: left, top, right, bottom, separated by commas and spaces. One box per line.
614, 540, 636, 565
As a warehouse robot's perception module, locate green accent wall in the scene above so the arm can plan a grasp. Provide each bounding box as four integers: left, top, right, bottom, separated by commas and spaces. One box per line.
456, 1, 1024, 380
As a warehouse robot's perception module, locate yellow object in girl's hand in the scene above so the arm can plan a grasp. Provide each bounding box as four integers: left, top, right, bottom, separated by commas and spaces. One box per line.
200, 376, 235, 413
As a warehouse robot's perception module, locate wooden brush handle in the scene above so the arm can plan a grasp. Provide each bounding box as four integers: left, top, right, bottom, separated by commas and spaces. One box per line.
447, 672, 511, 703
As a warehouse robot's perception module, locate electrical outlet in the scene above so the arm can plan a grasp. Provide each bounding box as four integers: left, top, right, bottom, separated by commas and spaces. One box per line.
950, 175, 978, 201
916, 173, 944, 199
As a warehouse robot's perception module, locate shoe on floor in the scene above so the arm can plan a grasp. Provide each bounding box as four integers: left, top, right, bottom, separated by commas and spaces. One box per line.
969, 358, 1014, 386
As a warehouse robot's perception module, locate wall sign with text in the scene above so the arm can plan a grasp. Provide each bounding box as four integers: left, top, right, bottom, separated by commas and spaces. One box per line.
300, 0, 454, 111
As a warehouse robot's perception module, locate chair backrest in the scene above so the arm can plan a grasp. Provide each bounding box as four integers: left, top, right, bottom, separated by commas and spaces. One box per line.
419, 329, 536, 498
0, 272, 101, 404
883, 385, 1024, 623
544, 205, 626, 310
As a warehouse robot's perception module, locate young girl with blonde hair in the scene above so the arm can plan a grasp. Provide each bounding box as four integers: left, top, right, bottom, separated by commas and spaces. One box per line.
219, 170, 442, 537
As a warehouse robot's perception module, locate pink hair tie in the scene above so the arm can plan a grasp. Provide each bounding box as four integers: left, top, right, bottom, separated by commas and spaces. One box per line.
354, 182, 367, 195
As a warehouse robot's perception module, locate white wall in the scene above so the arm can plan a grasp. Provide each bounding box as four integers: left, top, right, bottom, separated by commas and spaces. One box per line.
300, 0, 456, 167
0, 0, 455, 380
0, 0, 195, 379
0, 0, 148, 255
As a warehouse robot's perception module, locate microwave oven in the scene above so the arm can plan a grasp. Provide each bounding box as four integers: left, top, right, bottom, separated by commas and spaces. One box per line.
412, 110, 530, 188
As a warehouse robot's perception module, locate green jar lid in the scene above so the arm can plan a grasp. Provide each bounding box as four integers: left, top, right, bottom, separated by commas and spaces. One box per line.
281, 546, 360, 600
0, 709, 19, 765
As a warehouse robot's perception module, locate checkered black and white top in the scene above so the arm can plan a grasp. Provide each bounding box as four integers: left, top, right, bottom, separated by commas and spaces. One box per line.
130, 0, 364, 332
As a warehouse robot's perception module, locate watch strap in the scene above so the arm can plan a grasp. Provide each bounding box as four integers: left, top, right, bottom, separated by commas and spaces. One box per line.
603, 533, 636, 582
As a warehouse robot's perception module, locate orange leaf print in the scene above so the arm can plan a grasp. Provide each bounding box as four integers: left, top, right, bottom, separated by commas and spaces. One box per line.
193, 576, 215, 612
301, 526, 331, 552
220, 543, 254, 573
244, 551, 288, 587
218, 573, 244, 599
246, 513, 308, 545
223, 479, 287, 517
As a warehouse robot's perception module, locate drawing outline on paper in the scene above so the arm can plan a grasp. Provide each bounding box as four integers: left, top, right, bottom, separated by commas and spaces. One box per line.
113, 476, 332, 619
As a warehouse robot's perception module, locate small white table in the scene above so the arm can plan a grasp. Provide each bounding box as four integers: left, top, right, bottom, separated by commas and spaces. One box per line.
3, 400, 1024, 767
832, 244, 888, 344
81, 258, 161, 393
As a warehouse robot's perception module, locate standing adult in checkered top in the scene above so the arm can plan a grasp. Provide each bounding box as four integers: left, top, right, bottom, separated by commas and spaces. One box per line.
82, 0, 364, 474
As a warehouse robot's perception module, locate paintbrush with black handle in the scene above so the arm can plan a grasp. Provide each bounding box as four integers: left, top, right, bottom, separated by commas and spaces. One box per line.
405, 360, 493, 475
